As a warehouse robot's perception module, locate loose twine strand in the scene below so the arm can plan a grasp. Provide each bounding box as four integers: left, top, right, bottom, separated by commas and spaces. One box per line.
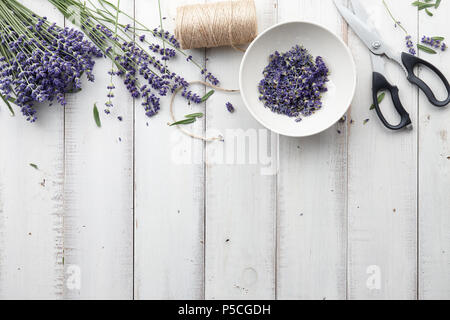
170, 81, 239, 142
171, 0, 257, 141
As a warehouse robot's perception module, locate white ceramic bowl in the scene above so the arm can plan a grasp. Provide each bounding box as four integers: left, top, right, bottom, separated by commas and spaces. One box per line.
239, 21, 356, 137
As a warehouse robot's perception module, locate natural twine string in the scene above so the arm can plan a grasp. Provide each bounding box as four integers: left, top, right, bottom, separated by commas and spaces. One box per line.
170, 81, 239, 142
172, 0, 257, 141
175, 0, 257, 51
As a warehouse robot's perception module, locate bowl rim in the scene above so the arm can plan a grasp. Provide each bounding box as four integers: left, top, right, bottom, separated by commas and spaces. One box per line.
239, 20, 357, 138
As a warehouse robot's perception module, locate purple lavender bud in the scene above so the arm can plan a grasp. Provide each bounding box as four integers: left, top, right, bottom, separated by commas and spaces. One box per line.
226, 102, 235, 113
403, 35, 416, 55
258, 45, 329, 122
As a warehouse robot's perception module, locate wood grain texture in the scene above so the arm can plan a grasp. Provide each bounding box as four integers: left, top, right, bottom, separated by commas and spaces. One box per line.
63, 0, 134, 299
204, 0, 278, 300
1, 0, 450, 300
418, 1, 450, 300
0, 0, 64, 300
276, 0, 348, 300
134, 0, 205, 300
347, 0, 417, 300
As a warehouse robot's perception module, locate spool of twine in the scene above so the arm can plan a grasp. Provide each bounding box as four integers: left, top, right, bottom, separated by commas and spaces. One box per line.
175, 0, 258, 51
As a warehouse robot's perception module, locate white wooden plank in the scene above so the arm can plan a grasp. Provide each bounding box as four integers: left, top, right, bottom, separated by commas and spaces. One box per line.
418, 1, 450, 300
134, 0, 205, 299
276, 0, 348, 300
63, 0, 134, 299
0, 0, 64, 299
204, 0, 278, 300
347, 0, 417, 300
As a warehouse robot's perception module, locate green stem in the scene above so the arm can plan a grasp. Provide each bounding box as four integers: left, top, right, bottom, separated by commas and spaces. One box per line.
70, 0, 204, 69
0, 93, 15, 116
158, 0, 166, 67
382, 0, 409, 34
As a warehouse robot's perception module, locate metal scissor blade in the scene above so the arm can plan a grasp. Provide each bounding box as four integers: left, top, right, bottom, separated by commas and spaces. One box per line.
350, 0, 381, 39
371, 54, 386, 74
334, 0, 384, 55
349, 0, 370, 24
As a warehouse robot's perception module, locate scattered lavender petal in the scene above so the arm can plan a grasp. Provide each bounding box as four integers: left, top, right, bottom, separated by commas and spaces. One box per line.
226, 102, 235, 113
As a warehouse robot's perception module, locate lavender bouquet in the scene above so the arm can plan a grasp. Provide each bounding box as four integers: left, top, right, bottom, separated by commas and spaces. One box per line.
0, 0, 103, 121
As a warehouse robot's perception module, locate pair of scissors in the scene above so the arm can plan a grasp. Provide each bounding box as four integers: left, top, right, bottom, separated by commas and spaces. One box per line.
334, 0, 450, 130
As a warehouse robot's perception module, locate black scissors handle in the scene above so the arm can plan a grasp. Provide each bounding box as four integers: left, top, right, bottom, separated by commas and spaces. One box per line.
402, 52, 450, 107
372, 72, 412, 130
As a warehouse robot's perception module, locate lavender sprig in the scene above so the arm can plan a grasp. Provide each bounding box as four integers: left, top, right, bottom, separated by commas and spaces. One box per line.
383, 0, 416, 55
421, 36, 447, 52
105, 0, 120, 111
405, 35, 416, 55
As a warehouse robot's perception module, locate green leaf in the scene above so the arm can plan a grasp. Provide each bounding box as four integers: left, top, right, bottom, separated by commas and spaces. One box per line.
425, 8, 433, 16
29, 163, 39, 170
0, 93, 15, 116
432, 36, 445, 41
169, 118, 197, 126
370, 92, 386, 110
417, 44, 437, 54
185, 113, 204, 119
435, 0, 441, 8
66, 88, 82, 94
201, 90, 215, 102
93, 103, 102, 128
412, 2, 437, 10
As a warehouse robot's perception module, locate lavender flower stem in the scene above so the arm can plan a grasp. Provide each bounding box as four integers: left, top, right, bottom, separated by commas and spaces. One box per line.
382, 0, 409, 34
158, 0, 167, 68
108, 0, 121, 103
90, 0, 205, 70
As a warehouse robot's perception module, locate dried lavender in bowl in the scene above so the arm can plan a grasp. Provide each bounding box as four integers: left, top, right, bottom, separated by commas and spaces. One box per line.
258, 45, 329, 123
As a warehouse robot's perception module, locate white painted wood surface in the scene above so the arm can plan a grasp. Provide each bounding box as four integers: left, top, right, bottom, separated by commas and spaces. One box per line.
0, 0, 449, 300
0, 0, 64, 300
347, 0, 418, 300
64, 0, 135, 299
204, 0, 277, 300
277, 0, 347, 300
134, 0, 205, 300
418, 0, 450, 300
